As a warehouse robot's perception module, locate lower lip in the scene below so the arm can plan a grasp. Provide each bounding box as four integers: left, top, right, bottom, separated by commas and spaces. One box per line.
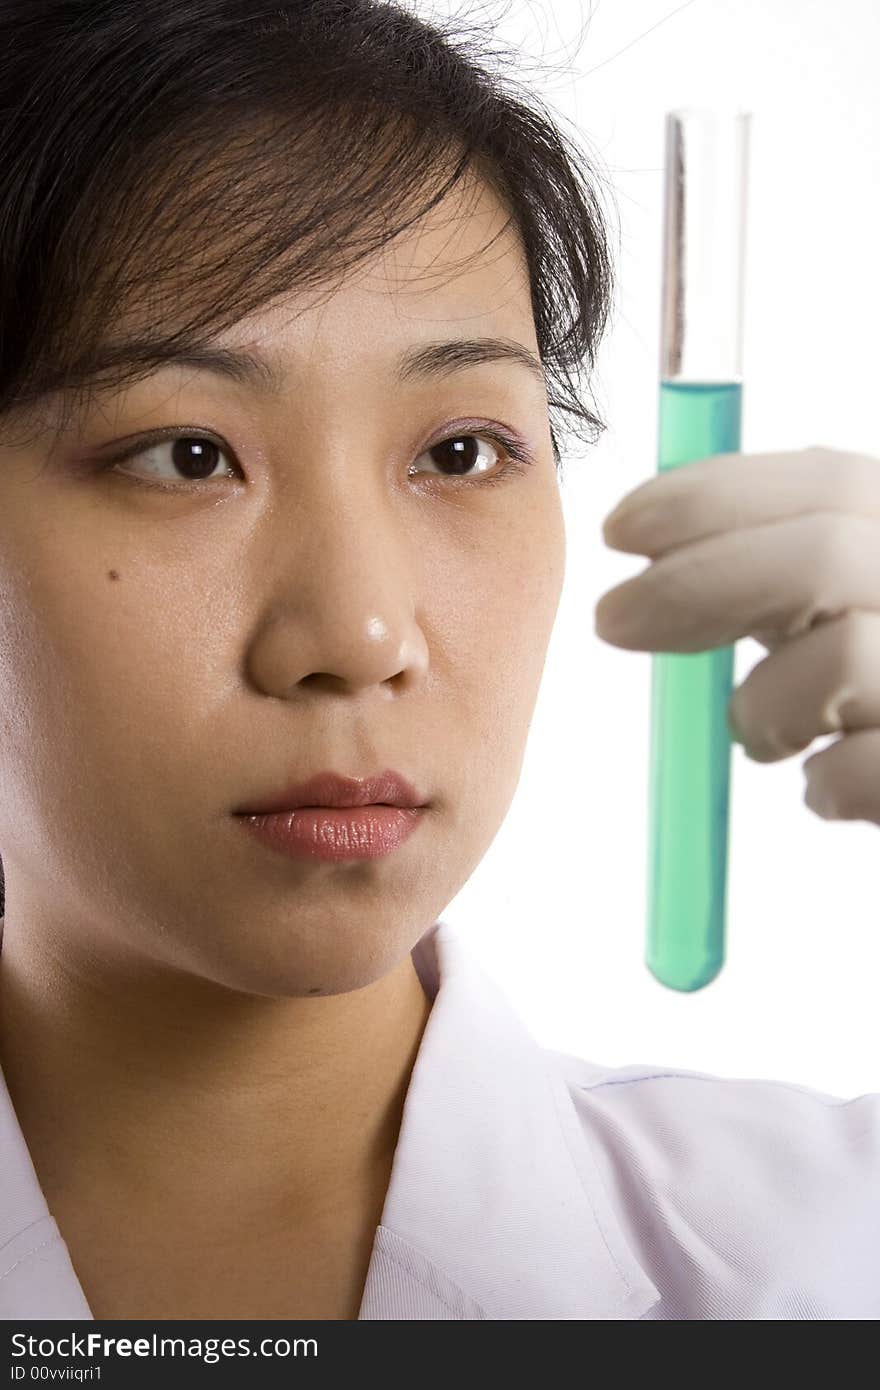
235, 805, 426, 862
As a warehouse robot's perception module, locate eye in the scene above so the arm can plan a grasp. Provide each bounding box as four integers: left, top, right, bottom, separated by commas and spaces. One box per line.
107, 433, 240, 489
410, 430, 531, 483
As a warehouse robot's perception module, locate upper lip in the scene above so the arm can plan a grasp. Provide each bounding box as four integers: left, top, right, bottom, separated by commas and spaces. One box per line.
234, 769, 427, 815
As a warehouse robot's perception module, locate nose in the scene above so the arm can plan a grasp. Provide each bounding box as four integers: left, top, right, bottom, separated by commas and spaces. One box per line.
245, 488, 430, 699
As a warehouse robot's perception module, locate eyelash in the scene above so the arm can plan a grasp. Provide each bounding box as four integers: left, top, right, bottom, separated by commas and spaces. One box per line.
99, 425, 535, 494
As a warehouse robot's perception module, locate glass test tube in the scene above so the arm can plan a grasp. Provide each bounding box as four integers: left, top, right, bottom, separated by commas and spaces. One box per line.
646, 108, 751, 992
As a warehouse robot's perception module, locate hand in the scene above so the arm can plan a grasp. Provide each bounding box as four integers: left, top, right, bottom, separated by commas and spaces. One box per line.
594, 446, 880, 825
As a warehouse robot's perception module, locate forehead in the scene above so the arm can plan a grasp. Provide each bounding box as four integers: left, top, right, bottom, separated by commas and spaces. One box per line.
3, 172, 541, 448
145, 173, 534, 363
359, 173, 529, 306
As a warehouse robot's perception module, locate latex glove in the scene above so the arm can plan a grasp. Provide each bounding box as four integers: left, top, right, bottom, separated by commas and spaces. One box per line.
594, 445, 880, 825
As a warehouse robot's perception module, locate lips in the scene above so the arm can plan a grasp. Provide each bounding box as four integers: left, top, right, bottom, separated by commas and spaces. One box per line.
234, 768, 426, 815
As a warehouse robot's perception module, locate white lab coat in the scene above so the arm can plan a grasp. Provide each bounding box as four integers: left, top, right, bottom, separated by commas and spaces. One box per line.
1, 915, 878, 1320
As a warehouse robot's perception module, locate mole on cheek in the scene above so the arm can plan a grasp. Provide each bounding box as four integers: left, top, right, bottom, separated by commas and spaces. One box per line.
308, 986, 323, 994
107, 570, 120, 581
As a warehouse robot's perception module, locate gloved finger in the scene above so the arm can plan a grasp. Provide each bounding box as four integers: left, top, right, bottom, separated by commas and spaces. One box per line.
594, 512, 880, 654
602, 447, 880, 558
727, 610, 880, 763
802, 729, 880, 825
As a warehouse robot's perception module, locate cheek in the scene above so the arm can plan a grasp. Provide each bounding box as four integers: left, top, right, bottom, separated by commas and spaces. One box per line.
0, 537, 200, 856
488, 489, 565, 691
441, 497, 565, 804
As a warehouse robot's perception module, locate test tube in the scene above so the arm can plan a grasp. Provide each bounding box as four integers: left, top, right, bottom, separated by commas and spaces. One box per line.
646, 108, 751, 992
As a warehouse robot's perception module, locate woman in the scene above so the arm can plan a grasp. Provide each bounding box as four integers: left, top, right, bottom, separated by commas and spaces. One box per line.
0, 1, 877, 1322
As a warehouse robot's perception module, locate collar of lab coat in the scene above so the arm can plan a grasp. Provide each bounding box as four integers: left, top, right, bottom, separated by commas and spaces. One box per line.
0, 916, 660, 1320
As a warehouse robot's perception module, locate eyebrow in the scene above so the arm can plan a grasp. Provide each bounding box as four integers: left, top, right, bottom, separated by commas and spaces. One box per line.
86, 335, 548, 396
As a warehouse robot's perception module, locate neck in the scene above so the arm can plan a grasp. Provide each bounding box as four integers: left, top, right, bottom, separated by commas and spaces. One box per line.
0, 910, 433, 1233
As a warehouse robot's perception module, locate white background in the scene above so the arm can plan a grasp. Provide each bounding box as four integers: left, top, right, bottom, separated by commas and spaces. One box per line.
434, 0, 880, 1096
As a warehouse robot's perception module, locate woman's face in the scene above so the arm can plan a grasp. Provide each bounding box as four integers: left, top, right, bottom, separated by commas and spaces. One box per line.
0, 176, 566, 996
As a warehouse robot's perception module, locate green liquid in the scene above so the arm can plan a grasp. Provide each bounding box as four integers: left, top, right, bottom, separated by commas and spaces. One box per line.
646, 381, 742, 991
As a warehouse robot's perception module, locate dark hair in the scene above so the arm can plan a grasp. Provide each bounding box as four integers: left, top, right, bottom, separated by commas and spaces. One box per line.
0, 0, 618, 918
